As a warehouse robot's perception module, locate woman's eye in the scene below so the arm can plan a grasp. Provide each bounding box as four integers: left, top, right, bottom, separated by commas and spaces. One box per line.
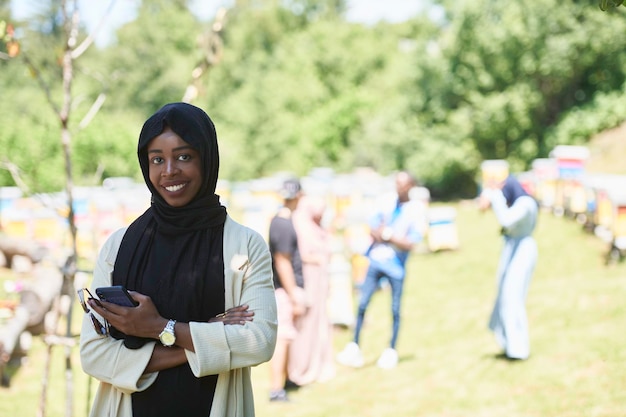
178, 154, 191, 161
151, 156, 163, 164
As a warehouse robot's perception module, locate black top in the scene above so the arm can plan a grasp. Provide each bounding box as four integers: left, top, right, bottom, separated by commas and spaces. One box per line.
269, 214, 303, 289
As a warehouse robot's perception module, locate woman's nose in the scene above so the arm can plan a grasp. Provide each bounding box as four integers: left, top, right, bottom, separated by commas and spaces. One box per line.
162, 159, 179, 176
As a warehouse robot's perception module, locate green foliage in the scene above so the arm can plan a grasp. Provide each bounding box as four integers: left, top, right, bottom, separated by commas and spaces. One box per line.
2, 0, 626, 198
600, 0, 624, 11
72, 111, 143, 185
0, 64, 64, 190
0, 115, 64, 190
433, 0, 626, 169
99, 0, 202, 111
546, 83, 626, 147
205, 10, 402, 180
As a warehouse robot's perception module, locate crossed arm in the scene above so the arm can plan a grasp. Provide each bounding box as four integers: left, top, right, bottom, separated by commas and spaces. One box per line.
88, 297, 253, 373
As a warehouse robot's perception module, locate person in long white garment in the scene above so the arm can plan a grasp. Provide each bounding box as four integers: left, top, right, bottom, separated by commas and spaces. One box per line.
479, 175, 538, 361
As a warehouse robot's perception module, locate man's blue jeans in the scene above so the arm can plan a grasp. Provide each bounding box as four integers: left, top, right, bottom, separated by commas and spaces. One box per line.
353, 261, 406, 349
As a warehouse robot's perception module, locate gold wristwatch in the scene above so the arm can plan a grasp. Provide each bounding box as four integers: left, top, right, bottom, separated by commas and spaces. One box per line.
159, 319, 176, 347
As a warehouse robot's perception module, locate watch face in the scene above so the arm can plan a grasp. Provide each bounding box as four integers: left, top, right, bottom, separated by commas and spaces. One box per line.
160, 331, 176, 346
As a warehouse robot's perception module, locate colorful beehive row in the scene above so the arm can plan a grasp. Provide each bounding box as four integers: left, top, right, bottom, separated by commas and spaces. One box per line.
496, 145, 626, 264
0, 184, 151, 262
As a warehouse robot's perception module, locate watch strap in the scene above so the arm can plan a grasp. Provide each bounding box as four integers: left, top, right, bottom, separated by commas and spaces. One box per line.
165, 319, 176, 332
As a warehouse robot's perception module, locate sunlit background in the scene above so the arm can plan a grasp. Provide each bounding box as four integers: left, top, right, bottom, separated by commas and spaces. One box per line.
1, 1, 626, 416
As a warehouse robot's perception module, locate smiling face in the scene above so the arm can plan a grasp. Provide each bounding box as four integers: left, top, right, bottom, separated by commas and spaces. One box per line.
147, 127, 203, 207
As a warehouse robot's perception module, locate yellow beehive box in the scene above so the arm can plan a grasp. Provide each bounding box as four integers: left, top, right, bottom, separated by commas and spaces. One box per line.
480, 160, 509, 186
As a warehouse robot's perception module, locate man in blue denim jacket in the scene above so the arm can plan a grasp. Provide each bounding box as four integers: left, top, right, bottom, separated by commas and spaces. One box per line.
338, 171, 425, 370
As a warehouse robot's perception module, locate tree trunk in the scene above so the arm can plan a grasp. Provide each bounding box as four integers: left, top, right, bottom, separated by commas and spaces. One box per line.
0, 305, 29, 386
0, 235, 48, 268
20, 262, 64, 333
0, 261, 63, 388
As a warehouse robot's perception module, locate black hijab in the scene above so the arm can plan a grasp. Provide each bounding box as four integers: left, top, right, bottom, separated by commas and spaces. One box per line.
138, 102, 227, 234
501, 175, 530, 207
112, 102, 227, 416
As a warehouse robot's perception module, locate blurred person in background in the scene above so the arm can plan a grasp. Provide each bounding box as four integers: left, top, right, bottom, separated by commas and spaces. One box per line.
267, 178, 305, 402
337, 171, 424, 370
478, 174, 538, 361
289, 195, 336, 386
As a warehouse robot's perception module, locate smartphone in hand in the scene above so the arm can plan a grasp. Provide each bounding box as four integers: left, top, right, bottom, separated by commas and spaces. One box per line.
95, 285, 139, 307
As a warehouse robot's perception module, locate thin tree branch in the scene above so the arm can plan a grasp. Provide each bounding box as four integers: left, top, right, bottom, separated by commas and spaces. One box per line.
20, 53, 61, 117
77, 93, 106, 130
0, 159, 30, 195
72, 0, 118, 59
182, 7, 228, 103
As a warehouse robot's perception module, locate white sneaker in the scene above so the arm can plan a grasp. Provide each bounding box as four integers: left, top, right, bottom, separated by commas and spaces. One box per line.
337, 342, 364, 368
376, 348, 398, 369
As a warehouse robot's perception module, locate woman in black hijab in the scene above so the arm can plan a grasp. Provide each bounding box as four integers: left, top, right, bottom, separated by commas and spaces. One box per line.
79, 103, 277, 417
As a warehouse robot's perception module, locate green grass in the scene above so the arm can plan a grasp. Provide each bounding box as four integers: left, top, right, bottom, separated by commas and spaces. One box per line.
2, 202, 626, 416
252, 202, 626, 417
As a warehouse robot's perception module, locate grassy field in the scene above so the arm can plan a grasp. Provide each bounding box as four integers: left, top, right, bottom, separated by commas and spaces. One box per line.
1, 201, 625, 417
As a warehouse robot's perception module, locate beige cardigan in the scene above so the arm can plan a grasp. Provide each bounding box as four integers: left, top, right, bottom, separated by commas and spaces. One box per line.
79, 216, 277, 417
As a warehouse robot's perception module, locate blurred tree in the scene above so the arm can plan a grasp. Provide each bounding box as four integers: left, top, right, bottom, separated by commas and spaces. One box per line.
204, 1, 412, 180
427, 0, 626, 176
98, 0, 201, 111
3, 0, 626, 200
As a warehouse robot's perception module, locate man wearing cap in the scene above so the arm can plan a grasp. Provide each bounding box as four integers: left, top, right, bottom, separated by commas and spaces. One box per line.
267, 178, 305, 402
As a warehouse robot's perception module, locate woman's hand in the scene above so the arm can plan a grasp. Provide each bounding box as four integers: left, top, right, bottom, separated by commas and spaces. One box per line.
88, 291, 166, 339
209, 304, 254, 325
